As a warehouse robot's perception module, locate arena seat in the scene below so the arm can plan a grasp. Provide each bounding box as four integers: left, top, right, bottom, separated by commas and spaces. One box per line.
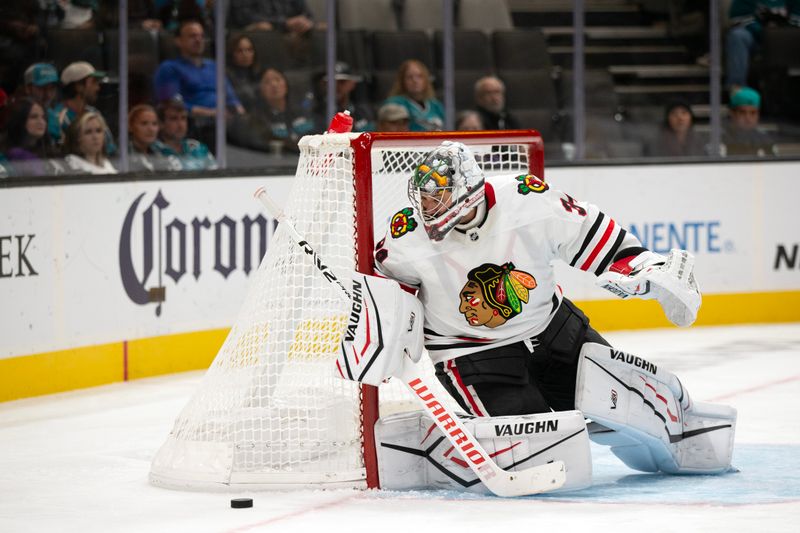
492, 29, 551, 71
371, 31, 434, 71
46, 29, 104, 71
434, 30, 493, 71
338, 0, 398, 31
498, 70, 559, 112
458, 0, 513, 32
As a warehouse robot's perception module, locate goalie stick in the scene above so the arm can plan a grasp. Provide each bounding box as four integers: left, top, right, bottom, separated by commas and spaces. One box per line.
254, 186, 567, 497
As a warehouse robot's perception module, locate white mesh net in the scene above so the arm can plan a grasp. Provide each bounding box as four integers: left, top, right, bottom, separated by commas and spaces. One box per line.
149, 132, 536, 490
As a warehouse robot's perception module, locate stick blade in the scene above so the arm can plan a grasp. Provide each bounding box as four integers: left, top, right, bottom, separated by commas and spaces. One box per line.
487, 460, 567, 497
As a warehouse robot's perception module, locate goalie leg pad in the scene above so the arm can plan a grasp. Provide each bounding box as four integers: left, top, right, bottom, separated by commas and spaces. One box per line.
375, 409, 592, 493
575, 342, 736, 474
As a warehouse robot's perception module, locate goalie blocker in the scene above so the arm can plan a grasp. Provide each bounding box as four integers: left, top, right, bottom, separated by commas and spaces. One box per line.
335, 273, 424, 386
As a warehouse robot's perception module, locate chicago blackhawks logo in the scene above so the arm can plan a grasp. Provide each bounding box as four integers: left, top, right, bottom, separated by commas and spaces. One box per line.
515, 174, 548, 195
458, 262, 537, 328
390, 207, 418, 238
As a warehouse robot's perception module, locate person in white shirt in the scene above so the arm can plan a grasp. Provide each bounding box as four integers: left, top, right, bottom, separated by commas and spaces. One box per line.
63, 111, 117, 175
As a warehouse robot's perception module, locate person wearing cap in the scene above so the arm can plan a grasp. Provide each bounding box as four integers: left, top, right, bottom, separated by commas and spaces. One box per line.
52, 61, 117, 155
723, 86, 776, 156
24, 63, 62, 145
646, 100, 707, 158
313, 62, 374, 133
153, 97, 218, 171
375, 103, 410, 132
24, 63, 59, 110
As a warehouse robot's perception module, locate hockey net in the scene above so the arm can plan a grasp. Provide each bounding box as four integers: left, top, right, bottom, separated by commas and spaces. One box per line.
149, 131, 543, 490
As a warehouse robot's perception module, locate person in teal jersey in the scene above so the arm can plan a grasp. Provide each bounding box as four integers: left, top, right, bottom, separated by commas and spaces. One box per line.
153, 97, 218, 170
22, 63, 61, 142
228, 67, 315, 154
383, 59, 444, 132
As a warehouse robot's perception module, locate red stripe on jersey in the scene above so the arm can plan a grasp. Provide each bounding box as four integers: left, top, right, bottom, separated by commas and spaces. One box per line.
580, 218, 616, 271
485, 182, 496, 210
448, 360, 485, 417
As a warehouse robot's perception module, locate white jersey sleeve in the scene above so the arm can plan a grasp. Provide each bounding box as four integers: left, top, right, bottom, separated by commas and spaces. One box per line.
543, 188, 645, 277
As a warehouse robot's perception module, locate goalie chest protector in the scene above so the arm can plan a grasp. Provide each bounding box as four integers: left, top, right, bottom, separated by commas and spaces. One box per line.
375, 173, 640, 363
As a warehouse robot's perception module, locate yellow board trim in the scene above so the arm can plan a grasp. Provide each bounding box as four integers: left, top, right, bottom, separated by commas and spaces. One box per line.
1, 291, 799, 402
0, 329, 228, 402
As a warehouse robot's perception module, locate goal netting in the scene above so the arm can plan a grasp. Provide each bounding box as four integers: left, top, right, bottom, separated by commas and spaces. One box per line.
149, 131, 543, 490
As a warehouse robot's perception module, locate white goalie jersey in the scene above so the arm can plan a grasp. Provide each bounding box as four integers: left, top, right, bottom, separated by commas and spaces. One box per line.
374, 173, 643, 364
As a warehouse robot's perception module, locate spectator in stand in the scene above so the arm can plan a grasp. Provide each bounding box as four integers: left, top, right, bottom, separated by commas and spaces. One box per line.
456, 110, 485, 131
226, 33, 262, 112
154, 20, 245, 147
63, 111, 117, 174
646, 100, 706, 157
384, 60, 444, 132
0, 1, 45, 94
474, 76, 519, 130
23, 63, 59, 110
229, 0, 315, 66
53, 61, 117, 155
59, 0, 99, 29
154, 97, 218, 170
228, 67, 314, 154
375, 103, 410, 132
313, 62, 373, 132
128, 104, 176, 172
723, 86, 777, 156
726, 0, 800, 91
2, 97, 60, 177
23, 63, 62, 142
229, 0, 314, 36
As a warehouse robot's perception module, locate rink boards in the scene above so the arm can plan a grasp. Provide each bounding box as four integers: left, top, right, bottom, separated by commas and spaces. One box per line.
1, 160, 798, 400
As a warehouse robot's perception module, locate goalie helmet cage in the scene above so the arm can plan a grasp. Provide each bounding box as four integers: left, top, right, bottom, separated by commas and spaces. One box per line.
149, 130, 543, 491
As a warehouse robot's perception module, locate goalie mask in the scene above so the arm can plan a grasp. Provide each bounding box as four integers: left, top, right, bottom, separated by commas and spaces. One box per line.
408, 141, 486, 242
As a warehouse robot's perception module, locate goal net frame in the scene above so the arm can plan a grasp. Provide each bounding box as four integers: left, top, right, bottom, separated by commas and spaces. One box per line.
149, 130, 543, 491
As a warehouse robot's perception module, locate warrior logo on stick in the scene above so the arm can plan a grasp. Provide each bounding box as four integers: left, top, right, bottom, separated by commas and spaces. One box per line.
458, 262, 537, 328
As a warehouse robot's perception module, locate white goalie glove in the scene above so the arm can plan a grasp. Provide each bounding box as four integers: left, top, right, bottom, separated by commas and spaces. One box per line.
596, 249, 701, 327
335, 274, 425, 386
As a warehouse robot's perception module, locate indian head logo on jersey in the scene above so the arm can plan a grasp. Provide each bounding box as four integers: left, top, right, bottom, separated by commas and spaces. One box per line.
390, 207, 418, 238
458, 262, 537, 328
515, 174, 549, 195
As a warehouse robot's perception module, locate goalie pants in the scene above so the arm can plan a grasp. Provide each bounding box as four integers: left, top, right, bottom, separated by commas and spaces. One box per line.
435, 298, 609, 416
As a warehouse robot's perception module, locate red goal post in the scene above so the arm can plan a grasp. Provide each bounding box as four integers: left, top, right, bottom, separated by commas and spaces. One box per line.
149, 130, 543, 491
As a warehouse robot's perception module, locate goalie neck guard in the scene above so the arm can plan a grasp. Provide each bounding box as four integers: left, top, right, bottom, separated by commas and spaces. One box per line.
408, 141, 486, 242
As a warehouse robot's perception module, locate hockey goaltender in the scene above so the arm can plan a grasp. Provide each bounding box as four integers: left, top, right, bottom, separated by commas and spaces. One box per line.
336, 140, 736, 494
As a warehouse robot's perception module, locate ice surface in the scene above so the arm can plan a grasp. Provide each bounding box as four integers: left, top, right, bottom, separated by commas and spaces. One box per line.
1, 324, 799, 533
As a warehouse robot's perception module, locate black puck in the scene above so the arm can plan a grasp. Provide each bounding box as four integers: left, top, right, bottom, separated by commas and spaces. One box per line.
231, 498, 253, 509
